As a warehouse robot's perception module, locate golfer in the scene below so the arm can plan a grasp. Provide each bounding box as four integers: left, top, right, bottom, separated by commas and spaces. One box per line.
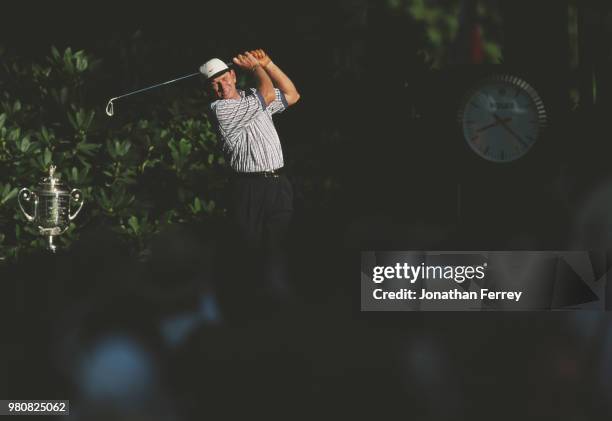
201, 49, 300, 307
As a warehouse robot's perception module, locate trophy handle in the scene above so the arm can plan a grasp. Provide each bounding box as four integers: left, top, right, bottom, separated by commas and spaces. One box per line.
69, 189, 84, 221
18, 188, 38, 222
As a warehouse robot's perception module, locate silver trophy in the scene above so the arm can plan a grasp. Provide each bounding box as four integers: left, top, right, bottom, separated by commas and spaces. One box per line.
18, 165, 84, 252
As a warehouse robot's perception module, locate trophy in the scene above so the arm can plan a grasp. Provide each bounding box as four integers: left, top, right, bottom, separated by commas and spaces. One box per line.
18, 165, 84, 252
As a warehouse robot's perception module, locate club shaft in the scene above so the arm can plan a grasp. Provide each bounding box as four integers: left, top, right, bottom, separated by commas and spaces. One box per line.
111, 72, 200, 101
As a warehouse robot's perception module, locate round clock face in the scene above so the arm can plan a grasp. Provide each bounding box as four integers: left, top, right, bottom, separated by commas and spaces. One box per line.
458, 75, 547, 163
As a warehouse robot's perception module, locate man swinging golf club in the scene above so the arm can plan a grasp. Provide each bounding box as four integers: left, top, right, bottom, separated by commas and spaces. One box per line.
201, 49, 300, 313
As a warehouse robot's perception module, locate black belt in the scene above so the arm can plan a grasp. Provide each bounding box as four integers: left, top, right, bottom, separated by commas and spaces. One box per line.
234, 168, 283, 178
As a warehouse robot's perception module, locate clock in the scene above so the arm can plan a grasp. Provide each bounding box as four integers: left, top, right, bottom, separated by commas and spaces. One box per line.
457, 74, 548, 163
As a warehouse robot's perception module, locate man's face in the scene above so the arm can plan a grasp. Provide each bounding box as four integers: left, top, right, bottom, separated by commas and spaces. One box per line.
209, 70, 238, 100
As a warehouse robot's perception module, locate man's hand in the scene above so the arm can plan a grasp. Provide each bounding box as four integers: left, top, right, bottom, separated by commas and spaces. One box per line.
248, 49, 300, 107
232, 52, 260, 71
233, 51, 275, 105
249, 49, 272, 68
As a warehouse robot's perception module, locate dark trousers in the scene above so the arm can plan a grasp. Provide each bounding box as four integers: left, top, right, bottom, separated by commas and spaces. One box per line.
229, 174, 293, 250
223, 174, 294, 317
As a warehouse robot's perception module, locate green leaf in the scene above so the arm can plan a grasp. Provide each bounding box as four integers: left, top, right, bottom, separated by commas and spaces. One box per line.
81, 165, 90, 179
51, 45, 60, 60
76, 141, 99, 156
85, 110, 95, 129
97, 189, 110, 206
41, 125, 50, 142
1, 187, 18, 205
43, 148, 52, 166
128, 216, 139, 234
13, 100, 21, 113
120, 140, 131, 156
0, 113, 6, 129
63, 48, 74, 73
8, 128, 20, 141
68, 111, 77, 130
19, 136, 30, 153
76, 55, 88, 72
179, 138, 192, 155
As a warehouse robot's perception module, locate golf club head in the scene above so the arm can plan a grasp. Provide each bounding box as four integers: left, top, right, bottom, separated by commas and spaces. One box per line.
105, 100, 114, 117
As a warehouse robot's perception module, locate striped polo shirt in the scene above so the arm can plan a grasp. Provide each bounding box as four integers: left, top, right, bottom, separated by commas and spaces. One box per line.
210, 88, 288, 173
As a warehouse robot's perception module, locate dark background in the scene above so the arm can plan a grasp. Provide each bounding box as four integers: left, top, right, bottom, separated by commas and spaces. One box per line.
3, 1, 612, 419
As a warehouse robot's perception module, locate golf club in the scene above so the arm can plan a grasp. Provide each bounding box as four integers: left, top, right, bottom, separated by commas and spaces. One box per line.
105, 62, 232, 117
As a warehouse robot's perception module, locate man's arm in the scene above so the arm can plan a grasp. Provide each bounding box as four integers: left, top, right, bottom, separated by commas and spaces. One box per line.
233, 51, 275, 106
251, 49, 300, 106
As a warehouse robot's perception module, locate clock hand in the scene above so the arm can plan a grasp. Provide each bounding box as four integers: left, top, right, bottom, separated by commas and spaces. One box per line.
493, 113, 528, 148
476, 117, 512, 133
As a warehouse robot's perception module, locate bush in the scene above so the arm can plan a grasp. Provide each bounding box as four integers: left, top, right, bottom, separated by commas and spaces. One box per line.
0, 46, 225, 261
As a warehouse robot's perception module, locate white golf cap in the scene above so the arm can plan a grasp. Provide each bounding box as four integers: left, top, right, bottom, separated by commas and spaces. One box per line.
200, 58, 230, 80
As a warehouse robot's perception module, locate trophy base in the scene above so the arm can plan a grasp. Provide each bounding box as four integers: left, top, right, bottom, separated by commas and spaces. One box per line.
39, 227, 62, 236
46, 235, 57, 253
38, 227, 64, 253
